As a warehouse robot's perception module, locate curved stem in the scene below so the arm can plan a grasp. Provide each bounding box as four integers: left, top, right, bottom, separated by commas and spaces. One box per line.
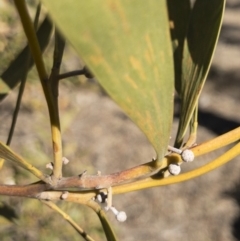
87, 200, 118, 241
112, 141, 240, 194
192, 126, 240, 157
42, 200, 95, 241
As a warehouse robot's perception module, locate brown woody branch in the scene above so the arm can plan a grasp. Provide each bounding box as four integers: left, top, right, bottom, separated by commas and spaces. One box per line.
0, 156, 173, 199
0, 181, 50, 198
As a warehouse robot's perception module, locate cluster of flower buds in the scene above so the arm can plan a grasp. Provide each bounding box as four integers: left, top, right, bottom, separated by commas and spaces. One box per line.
96, 189, 127, 222
167, 146, 195, 175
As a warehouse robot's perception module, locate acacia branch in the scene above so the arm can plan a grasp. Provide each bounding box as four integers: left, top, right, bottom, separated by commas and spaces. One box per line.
0, 155, 171, 199
0, 141, 239, 200
0, 128, 239, 199
113, 141, 240, 194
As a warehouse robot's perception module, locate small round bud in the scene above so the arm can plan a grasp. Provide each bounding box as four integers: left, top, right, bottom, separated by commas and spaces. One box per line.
61, 191, 69, 200
116, 211, 127, 222
168, 164, 181, 175
97, 194, 103, 203
109, 206, 127, 222
181, 149, 194, 162
62, 157, 69, 165
46, 162, 54, 170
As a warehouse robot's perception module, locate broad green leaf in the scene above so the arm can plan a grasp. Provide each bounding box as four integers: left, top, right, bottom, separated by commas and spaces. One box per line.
0, 17, 53, 102
174, 0, 225, 147
41, 0, 174, 161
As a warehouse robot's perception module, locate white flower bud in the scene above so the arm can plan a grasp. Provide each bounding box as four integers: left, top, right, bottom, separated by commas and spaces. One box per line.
61, 191, 69, 200
46, 162, 54, 170
109, 206, 127, 222
97, 194, 103, 203
168, 146, 194, 163
62, 157, 69, 165
168, 164, 181, 175
181, 149, 194, 162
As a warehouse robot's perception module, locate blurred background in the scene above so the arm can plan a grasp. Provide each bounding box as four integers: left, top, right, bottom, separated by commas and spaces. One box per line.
0, 0, 239, 240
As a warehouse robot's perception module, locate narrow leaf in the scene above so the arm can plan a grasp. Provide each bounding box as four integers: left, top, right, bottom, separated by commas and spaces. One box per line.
167, 0, 191, 93
0, 142, 49, 182
0, 16, 53, 102
175, 0, 226, 146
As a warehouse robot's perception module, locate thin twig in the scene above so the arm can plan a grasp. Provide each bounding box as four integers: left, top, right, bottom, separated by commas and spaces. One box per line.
7, 3, 42, 146
50, 29, 65, 97
58, 66, 94, 80
41, 200, 96, 241
58, 69, 86, 80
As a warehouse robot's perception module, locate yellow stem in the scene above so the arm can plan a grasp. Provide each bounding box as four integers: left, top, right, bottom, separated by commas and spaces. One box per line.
86, 200, 118, 241
14, 0, 63, 180
34, 130, 240, 204
112, 141, 240, 194
191, 126, 240, 156
41, 200, 95, 241
0, 142, 50, 183
14, 0, 48, 84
